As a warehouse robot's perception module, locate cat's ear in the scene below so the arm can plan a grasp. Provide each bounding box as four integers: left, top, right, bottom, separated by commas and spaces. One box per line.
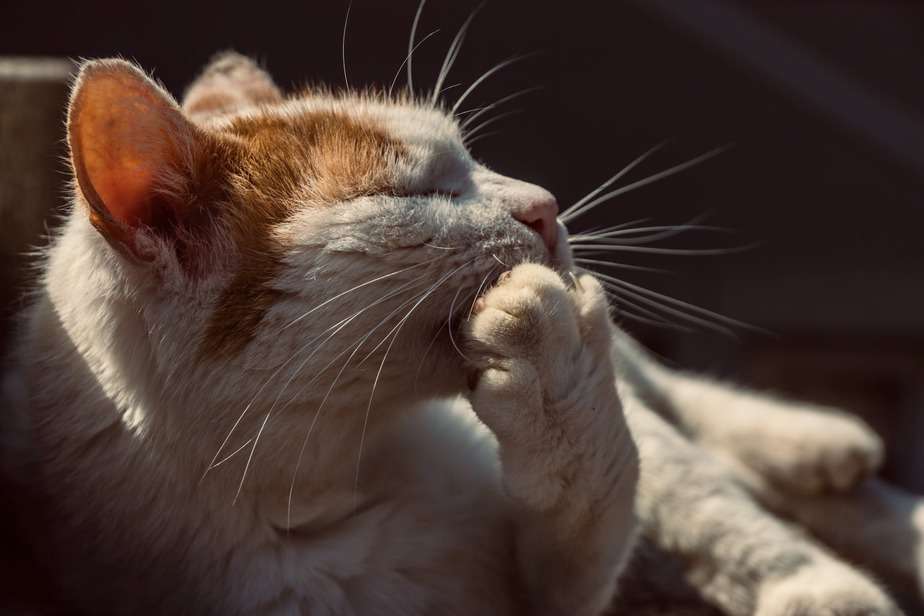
182, 52, 282, 118
67, 59, 226, 260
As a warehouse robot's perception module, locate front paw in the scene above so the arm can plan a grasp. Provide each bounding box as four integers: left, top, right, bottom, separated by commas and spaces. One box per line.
464, 264, 613, 422
462, 264, 622, 507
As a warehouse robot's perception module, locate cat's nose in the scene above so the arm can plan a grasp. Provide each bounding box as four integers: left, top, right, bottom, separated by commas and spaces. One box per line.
511, 196, 559, 255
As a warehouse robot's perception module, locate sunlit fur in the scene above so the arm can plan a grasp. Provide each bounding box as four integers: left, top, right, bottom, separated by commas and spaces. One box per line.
5, 48, 920, 616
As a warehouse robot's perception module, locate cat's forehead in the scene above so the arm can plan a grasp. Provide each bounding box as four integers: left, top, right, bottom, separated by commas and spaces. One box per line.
210, 92, 463, 154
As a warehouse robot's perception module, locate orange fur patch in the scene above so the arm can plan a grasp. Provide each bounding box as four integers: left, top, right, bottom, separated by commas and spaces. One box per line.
199, 107, 406, 358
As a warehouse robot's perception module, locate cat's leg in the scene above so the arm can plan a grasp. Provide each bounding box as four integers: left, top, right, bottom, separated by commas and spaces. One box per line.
629, 403, 901, 616
464, 264, 639, 616
728, 458, 924, 600
612, 330, 883, 494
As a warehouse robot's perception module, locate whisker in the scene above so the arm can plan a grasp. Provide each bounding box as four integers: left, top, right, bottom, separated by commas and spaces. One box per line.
560, 141, 668, 220
406, 0, 428, 94
464, 130, 500, 148
594, 270, 766, 335
206, 273, 434, 485
341, 1, 353, 90
284, 284, 431, 530
447, 284, 470, 362
208, 438, 253, 471
561, 145, 733, 224
463, 109, 523, 144
286, 254, 446, 330
573, 257, 669, 274
233, 413, 271, 504
617, 308, 695, 333
566, 218, 652, 242
353, 259, 475, 503
459, 87, 541, 130
468, 266, 497, 320
570, 242, 761, 257
390, 29, 441, 96
451, 54, 535, 115
431, 2, 485, 104
600, 279, 736, 337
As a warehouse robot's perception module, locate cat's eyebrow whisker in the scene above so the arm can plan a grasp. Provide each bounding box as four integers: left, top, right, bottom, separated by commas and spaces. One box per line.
570, 243, 761, 257
353, 259, 476, 505
459, 87, 542, 130
451, 54, 536, 115
560, 145, 733, 224
341, 1, 353, 91
464, 130, 500, 148
559, 142, 668, 221
431, 2, 485, 105
572, 257, 669, 274
390, 29, 441, 97
463, 109, 524, 145
406, 0, 429, 95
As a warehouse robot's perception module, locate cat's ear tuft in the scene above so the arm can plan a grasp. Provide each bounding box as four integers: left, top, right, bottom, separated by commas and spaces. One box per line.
67, 59, 218, 258
182, 51, 282, 118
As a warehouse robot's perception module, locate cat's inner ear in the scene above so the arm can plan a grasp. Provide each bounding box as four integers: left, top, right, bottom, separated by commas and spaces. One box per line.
182, 52, 282, 118
68, 59, 216, 257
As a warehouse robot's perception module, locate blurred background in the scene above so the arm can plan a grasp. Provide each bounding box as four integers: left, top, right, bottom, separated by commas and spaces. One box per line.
1, 0, 922, 607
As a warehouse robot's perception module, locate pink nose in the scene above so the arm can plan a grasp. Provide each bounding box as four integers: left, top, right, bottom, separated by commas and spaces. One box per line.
511, 197, 559, 255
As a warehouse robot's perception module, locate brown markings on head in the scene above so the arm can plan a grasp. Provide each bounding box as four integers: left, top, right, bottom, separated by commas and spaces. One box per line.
198, 106, 406, 359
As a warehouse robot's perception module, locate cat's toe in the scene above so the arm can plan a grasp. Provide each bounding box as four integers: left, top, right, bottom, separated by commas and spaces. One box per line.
465, 263, 579, 372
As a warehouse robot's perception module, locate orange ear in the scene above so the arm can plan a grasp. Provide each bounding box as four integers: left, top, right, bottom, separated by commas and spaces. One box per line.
67, 59, 206, 255
182, 52, 282, 118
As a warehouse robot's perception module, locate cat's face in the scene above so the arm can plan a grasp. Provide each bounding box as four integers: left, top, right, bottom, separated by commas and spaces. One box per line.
65, 54, 572, 421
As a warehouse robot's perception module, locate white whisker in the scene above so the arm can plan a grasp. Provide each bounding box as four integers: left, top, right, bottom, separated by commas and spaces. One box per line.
431, 2, 484, 104
390, 29, 441, 96
573, 257, 668, 274
451, 54, 534, 115
561, 145, 733, 224
463, 109, 523, 144
460, 87, 541, 130
570, 243, 760, 257
341, 1, 353, 90
406, 0, 428, 94
353, 259, 475, 502
560, 141, 668, 220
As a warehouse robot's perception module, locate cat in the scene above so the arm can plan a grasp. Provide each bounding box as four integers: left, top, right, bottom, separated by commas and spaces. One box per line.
2, 50, 920, 615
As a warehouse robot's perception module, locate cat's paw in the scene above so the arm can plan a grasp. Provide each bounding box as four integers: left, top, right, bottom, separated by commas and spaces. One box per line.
722, 402, 883, 494
463, 264, 621, 507
755, 559, 901, 616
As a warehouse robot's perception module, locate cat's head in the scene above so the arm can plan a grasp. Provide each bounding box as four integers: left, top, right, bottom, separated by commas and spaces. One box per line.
62, 53, 572, 426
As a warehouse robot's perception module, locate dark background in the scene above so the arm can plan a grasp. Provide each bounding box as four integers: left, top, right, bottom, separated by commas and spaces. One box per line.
3, 1, 923, 479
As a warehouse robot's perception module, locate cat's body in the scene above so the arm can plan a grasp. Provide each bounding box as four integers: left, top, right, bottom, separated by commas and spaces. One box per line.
3, 52, 922, 615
